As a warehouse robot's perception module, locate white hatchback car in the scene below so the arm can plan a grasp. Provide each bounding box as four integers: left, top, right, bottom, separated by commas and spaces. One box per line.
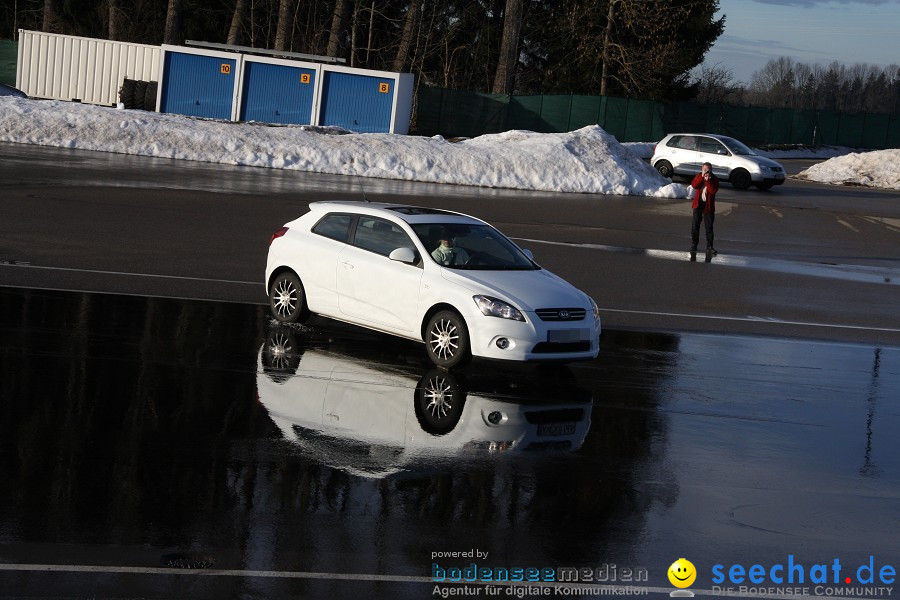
265, 201, 601, 368
650, 133, 786, 190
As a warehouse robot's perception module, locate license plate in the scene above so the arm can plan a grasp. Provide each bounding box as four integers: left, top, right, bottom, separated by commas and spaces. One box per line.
537, 422, 576, 436
547, 329, 589, 343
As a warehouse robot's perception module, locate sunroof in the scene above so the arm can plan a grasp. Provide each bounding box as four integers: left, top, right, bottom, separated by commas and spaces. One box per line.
386, 206, 456, 216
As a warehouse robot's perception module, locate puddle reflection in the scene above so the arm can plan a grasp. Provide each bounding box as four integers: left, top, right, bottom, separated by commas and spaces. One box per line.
257, 324, 593, 478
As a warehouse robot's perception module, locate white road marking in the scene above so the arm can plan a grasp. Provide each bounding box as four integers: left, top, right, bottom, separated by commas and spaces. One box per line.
601, 307, 900, 333
513, 237, 899, 286
2, 257, 897, 335
0, 262, 257, 285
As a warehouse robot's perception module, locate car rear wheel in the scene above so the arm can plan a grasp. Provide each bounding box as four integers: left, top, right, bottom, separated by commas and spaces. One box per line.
730, 168, 752, 190
655, 160, 674, 178
425, 310, 470, 369
269, 271, 306, 323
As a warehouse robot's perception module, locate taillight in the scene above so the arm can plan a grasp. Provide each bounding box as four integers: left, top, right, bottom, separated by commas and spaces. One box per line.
269, 226, 288, 246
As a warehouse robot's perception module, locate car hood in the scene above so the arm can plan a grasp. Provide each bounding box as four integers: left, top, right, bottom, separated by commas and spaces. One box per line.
440, 268, 589, 311
742, 155, 783, 169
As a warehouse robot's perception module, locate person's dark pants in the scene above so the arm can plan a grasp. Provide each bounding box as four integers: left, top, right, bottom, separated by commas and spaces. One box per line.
691, 208, 715, 251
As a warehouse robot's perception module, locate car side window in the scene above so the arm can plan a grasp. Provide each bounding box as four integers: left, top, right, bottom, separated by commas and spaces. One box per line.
353, 217, 414, 257
699, 138, 728, 155
673, 136, 697, 150
312, 213, 353, 243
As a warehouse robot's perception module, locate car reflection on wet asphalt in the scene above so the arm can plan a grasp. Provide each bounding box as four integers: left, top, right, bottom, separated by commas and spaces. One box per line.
258, 325, 593, 478
0, 286, 897, 600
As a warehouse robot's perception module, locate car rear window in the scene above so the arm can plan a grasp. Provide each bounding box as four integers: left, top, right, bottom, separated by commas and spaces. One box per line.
312, 213, 353, 242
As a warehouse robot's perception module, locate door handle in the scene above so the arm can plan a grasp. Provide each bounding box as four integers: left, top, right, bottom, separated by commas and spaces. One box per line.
341, 261, 354, 269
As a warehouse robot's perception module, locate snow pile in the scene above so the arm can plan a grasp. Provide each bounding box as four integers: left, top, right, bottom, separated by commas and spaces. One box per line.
796, 149, 900, 189
0, 97, 689, 198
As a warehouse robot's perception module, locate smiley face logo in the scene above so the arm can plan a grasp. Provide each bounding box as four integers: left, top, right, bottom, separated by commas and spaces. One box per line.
668, 558, 697, 588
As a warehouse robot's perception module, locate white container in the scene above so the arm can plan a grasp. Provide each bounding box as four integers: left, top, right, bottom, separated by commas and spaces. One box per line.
16, 29, 161, 106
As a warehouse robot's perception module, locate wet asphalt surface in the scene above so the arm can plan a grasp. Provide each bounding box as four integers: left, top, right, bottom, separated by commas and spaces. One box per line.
0, 288, 897, 599
0, 143, 899, 599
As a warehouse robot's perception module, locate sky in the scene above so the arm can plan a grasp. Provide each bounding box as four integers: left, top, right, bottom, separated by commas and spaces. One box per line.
702, 0, 900, 85
2, 96, 898, 191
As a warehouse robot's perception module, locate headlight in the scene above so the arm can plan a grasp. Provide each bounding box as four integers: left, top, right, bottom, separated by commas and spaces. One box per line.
474, 295, 525, 321
590, 297, 600, 321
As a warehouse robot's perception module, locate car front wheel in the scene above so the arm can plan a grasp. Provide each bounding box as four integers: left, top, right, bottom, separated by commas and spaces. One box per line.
269, 271, 306, 323
425, 310, 471, 369
730, 168, 752, 190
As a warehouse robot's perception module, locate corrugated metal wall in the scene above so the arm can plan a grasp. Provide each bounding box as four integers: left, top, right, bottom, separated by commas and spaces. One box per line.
319, 71, 395, 133
240, 60, 317, 124
159, 51, 237, 120
16, 30, 160, 106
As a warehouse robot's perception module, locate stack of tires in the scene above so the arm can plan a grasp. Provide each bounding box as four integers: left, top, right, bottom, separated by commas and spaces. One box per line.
120, 78, 159, 111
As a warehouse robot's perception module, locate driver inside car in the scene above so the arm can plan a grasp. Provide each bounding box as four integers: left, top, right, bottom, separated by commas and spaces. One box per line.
431, 230, 470, 266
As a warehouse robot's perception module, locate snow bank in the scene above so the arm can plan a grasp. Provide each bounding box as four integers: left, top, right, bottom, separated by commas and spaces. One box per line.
0, 97, 689, 198
796, 149, 900, 190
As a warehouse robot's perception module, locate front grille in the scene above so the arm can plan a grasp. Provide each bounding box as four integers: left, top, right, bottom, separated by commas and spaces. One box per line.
536, 308, 586, 321
531, 341, 592, 353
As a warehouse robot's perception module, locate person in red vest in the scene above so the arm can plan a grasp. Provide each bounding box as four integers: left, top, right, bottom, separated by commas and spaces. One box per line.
690, 162, 719, 262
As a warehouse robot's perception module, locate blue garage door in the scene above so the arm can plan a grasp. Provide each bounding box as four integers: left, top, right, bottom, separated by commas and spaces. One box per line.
160, 52, 236, 120
240, 62, 317, 124
319, 72, 394, 133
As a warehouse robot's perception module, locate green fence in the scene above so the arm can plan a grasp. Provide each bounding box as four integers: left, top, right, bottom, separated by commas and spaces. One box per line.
0, 39, 17, 87
415, 87, 900, 149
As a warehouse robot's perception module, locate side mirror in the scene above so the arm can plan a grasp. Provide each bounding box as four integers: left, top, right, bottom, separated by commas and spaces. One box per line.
522, 249, 535, 261
389, 247, 417, 264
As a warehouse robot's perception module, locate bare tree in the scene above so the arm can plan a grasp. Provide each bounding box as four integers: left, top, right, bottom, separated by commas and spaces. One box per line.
327, 0, 351, 57
274, 0, 294, 51
164, 0, 183, 45
107, 0, 122, 40
42, 0, 61, 33
492, 0, 524, 94
694, 62, 737, 104
600, 0, 616, 96
392, 0, 419, 71
227, 0, 248, 46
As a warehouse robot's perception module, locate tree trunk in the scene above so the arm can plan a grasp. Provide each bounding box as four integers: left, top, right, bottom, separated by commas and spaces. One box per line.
365, 0, 375, 66
274, 0, 293, 51
42, 0, 61, 33
491, 0, 524, 94
350, 0, 360, 67
108, 0, 121, 40
391, 0, 418, 72
227, 0, 248, 46
326, 0, 351, 57
164, 0, 183, 45
600, 0, 615, 96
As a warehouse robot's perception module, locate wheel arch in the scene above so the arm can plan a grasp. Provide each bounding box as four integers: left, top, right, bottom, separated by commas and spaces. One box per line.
267, 266, 300, 296
420, 302, 467, 343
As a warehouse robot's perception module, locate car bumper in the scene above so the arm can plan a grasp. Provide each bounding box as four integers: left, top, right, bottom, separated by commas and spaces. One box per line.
752, 173, 785, 185
465, 312, 601, 362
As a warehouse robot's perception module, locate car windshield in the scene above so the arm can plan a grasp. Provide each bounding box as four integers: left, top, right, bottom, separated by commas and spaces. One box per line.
719, 136, 757, 156
411, 223, 539, 270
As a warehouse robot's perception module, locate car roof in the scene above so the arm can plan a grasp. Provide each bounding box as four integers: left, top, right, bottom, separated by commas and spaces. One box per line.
666, 133, 730, 139
308, 201, 484, 225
